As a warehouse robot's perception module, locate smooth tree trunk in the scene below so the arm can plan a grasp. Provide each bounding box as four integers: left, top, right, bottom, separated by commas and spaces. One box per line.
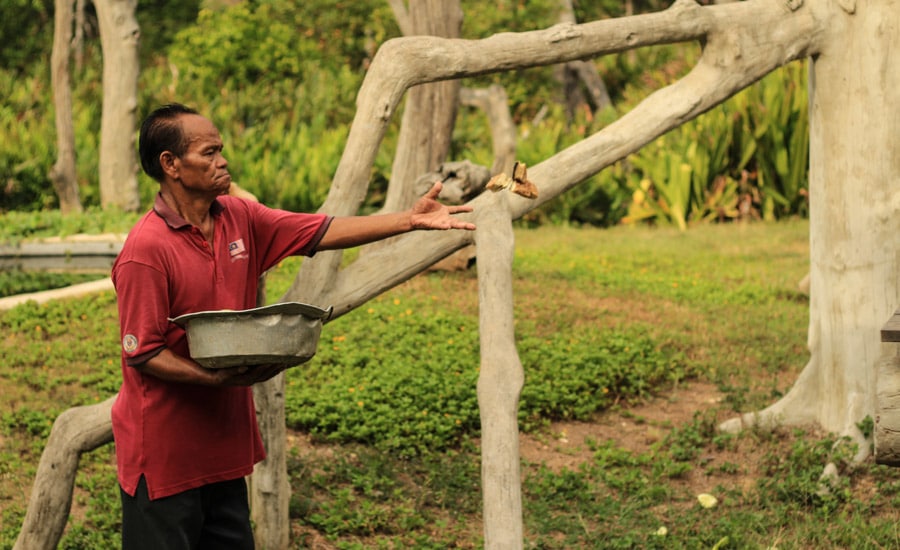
94, 0, 141, 212
249, 274, 292, 550
49, 0, 83, 214
806, 0, 899, 460
251, 372, 290, 550
721, 0, 900, 461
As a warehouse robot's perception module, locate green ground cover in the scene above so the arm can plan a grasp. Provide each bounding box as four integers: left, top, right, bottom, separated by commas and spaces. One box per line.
0, 269, 105, 299
3, 221, 899, 549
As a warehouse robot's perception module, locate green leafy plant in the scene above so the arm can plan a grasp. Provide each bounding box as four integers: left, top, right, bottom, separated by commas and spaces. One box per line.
620, 62, 809, 228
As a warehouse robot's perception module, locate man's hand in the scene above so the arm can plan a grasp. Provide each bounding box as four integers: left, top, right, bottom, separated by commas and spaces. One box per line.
135, 341, 287, 386
410, 182, 476, 231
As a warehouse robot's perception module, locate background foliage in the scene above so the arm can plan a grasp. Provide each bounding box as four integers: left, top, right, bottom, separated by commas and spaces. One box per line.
0, 0, 808, 228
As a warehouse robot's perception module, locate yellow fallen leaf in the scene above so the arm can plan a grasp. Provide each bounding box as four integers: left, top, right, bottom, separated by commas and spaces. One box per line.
697, 493, 718, 508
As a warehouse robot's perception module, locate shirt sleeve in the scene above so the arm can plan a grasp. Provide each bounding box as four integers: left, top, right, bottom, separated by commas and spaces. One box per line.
112, 259, 173, 366
238, 199, 333, 272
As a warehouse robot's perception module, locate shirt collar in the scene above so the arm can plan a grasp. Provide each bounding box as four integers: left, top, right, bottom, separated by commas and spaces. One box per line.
152, 193, 225, 230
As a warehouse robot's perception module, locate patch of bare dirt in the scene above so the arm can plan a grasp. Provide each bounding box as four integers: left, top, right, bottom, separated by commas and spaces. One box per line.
518, 381, 727, 471
516, 380, 841, 512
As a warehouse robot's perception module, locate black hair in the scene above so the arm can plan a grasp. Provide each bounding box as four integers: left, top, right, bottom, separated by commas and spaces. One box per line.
138, 103, 199, 182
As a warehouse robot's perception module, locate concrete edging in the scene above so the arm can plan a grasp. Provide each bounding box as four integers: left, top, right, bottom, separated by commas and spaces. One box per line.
0, 277, 115, 311
0, 234, 124, 311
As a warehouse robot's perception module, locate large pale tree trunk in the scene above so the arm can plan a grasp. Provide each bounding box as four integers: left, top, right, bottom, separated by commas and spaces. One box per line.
49, 0, 83, 214
94, 0, 141, 212
720, 0, 900, 463
806, 0, 899, 459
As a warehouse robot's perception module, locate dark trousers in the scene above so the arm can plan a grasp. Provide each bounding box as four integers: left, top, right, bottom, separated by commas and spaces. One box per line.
120, 476, 255, 550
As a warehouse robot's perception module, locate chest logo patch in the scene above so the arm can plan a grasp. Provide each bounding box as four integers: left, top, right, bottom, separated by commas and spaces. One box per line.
122, 334, 139, 354
228, 238, 248, 260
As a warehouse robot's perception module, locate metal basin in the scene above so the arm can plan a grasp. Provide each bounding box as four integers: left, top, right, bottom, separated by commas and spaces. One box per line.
170, 302, 332, 369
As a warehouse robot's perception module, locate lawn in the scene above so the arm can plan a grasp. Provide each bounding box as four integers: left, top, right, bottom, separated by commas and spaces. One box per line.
3, 220, 900, 549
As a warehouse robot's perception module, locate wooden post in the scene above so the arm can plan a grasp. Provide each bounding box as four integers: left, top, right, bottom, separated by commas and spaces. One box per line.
250, 274, 291, 550
475, 192, 524, 549
251, 374, 290, 550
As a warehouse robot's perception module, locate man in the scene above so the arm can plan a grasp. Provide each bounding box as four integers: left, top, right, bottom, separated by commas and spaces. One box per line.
112, 103, 475, 549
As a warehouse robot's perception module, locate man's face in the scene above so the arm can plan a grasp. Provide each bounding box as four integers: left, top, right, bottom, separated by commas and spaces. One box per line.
173, 114, 232, 195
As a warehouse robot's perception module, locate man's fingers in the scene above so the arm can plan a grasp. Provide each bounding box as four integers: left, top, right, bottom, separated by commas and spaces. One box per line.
426, 181, 443, 198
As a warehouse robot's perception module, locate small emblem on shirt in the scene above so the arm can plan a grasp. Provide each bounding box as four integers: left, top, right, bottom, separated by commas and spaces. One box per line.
228, 238, 248, 260
123, 334, 139, 354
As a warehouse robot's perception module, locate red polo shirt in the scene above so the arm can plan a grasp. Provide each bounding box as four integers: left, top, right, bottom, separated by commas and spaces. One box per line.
111, 194, 331, 500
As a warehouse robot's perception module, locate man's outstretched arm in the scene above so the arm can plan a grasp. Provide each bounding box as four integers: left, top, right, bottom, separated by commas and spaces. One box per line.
317, 182, 475, 251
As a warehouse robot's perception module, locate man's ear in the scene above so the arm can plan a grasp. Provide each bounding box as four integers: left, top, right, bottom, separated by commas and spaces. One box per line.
160, 151, 178, 179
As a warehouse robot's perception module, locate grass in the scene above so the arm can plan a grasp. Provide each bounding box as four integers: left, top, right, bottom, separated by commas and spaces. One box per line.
0, 270, 108, 299
0, 208, 140, 244
4, 220, 900, 548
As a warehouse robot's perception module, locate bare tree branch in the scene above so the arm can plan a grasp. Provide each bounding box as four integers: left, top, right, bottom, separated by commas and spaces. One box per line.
287, 0, 824, 310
